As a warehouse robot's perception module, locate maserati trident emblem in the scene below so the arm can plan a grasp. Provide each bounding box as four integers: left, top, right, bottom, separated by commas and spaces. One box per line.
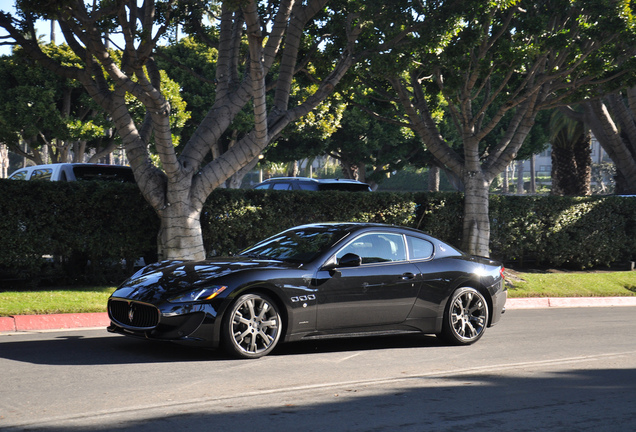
128, 305, 134, 323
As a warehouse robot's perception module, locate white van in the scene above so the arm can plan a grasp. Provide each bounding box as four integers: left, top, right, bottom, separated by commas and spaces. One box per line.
8, 163, 135, 182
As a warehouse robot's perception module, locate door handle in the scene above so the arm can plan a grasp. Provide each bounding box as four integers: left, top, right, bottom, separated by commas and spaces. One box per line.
401, 272, 416, 280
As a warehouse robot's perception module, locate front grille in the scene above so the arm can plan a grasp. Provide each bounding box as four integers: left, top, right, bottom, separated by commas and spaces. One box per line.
109, 299, 160, 330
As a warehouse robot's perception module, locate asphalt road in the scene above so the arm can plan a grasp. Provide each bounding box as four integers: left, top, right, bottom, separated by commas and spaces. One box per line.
1, 307, 635, 431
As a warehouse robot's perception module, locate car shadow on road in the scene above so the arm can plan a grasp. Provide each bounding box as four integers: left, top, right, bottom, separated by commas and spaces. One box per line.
0, 331, 441, 366
3, 367, 636, 431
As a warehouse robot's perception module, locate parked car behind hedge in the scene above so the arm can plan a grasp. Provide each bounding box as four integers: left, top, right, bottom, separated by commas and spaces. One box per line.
253, 177, 371, 191
8, 163, 135, 183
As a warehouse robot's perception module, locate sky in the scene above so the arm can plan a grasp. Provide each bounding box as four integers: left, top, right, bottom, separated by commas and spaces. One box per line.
0, 0, 178, 57
0, 0, 59, 56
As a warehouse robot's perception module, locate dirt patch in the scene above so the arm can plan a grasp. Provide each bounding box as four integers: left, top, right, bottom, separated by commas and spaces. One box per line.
503, 269, 526, 283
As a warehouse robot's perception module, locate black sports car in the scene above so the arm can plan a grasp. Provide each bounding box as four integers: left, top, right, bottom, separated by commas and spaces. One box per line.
107, 223, 507, 358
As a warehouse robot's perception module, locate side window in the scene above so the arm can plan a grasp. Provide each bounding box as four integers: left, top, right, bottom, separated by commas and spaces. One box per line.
30, 169, 53, 181
407, 236, 434, 260
298, 182, 318, 190
254, 183, 271, 190
272, 182, 292, 190
336, 233, 406, 264
9, 169, 28, 180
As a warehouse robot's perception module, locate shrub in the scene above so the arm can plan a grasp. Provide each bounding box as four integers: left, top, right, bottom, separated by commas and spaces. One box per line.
0, 180, 158, 285
2, 177, 635, 286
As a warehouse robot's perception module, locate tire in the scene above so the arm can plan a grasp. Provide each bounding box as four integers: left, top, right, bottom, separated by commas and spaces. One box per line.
222, 293, 282, 359
439, 287, 489, 345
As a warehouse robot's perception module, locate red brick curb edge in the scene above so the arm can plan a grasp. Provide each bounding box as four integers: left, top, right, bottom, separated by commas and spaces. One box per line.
2, 298, 636, 333
0, 312, 109, 332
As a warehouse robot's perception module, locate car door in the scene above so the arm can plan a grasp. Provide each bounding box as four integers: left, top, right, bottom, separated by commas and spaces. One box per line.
314, 232, 421, 330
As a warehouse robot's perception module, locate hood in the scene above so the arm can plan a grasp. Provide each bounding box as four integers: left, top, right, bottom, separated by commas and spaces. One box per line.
111, 258, 296, 303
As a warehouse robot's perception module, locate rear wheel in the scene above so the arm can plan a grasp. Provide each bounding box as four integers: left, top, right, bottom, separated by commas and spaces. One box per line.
222, 293, 282, 359
439, 287, 489, 345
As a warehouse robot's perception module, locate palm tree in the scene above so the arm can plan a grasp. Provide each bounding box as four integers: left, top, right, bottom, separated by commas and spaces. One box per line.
549, 109, 592, 196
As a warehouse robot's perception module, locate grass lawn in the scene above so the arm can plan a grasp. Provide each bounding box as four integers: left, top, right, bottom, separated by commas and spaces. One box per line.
1, 271, 636, 316
0, 286, 116, 316
506, 270, 636, 298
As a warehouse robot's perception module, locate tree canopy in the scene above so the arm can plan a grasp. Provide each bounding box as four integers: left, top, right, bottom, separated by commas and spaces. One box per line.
1, 0, 635, 260
0, 43, 190, 165
0, 0, 418, 260
362, 0, 636, 255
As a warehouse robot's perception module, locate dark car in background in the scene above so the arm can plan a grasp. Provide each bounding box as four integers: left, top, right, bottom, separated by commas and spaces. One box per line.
107, 222, 507, 359
8, 163, 135, 182
253, 177, 372, 191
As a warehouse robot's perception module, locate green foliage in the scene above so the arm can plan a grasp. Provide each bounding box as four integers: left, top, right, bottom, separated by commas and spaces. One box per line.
0, 44, 87, 150
200, 189, 418, 256
155, 37, 220, 147
412, 192, 465, 247
0, 180, 158, 285
0, 43, 190, 163
2, 180, 635, 287
491, 195, 636, 269
376, 167, 458, 192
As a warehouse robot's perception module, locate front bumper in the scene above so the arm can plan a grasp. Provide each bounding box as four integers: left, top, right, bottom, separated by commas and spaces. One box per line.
107, 298, 220, 348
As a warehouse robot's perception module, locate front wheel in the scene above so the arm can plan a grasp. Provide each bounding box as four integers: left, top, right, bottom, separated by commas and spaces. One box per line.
222, 293, 282, 359
438, 287, 489, 345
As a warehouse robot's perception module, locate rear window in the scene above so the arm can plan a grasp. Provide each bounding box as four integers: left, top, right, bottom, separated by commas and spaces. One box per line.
298, 182, 319, 191
72, 166, 135, 182
407, 236, 434, 260
317, 182, 371, 192
272, 182, 293, 190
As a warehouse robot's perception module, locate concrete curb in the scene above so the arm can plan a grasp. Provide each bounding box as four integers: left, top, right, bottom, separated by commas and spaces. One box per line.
505, 297, 636, 309
2, 297, 636, 333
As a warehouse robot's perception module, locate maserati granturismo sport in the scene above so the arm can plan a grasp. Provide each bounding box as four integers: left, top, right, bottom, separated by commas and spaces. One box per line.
107, 223, 507, 358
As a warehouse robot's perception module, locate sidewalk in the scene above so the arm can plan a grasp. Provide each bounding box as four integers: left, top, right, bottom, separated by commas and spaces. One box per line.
2, 297, 636, 333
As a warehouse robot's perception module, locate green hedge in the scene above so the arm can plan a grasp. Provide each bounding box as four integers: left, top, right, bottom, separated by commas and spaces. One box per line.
201, 189, 419, 255
1, 178, 635, 286
490, 195, 636, 269
0, 180, 158, 285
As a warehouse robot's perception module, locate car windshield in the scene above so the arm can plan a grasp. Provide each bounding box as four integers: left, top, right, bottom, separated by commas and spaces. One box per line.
239, 226, 350, 264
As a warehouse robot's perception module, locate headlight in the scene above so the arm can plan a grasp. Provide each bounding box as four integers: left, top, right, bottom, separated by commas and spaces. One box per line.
168, 285, 227, 303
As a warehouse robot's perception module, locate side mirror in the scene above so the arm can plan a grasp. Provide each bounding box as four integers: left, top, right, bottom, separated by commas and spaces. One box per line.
338, 253, 362, 268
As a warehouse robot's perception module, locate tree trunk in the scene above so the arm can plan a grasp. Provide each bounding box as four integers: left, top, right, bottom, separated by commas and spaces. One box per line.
516, 160, 525, 194
357, 162, 367, 183
529, 155, 536, 194
573, 133, 592, 195
226, 155, 260, 189
502, 164, 509, 194
550, 146, 568, 196
0, 144, 8, 178
428, 164, 440, 191
462, 171, 491, 257
551, 132, 592, 196
287, 160, 300, 177
582, 98, 636, 194
73, 140, 87, 163
156, 179, 206, 261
